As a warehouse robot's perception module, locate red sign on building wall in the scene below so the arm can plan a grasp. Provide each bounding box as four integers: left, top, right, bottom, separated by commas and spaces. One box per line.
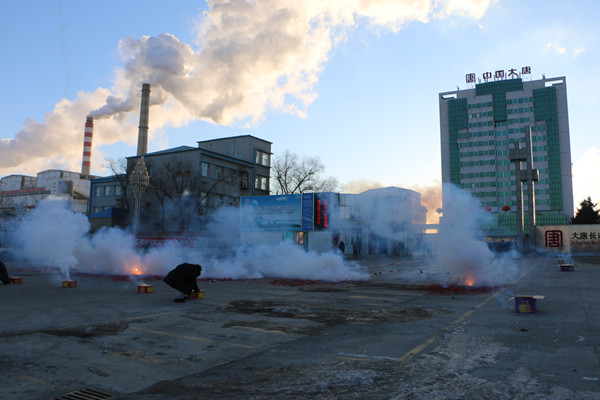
545, 230, 563, 248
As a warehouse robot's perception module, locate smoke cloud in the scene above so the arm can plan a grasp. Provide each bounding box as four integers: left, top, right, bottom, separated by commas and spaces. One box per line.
429, 184, 518, 287
11, 198, 367, 282
1, 0, 497, 176
411, 181, 442, 224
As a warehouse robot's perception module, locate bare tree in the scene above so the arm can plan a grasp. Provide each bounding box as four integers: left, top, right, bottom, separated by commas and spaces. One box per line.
145, 160, 204, 231
104, 157, 131, 211
271, 150, 339, 194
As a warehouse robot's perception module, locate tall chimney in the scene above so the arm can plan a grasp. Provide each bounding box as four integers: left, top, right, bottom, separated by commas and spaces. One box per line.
81, 116, 94, 178
137, 83, 151, 155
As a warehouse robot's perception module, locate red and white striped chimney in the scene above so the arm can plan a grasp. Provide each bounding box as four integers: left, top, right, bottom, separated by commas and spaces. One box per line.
81, 116, 93, 178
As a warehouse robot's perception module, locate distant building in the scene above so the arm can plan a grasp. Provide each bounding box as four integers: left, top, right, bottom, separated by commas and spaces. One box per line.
0, 170, 89, 219
88, 135, 272, 234
439, 75, 574, 239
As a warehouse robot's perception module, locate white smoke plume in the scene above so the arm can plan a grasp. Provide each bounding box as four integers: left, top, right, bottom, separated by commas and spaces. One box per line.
430, 184, 518, 287
11, 198, 367, 282
1, 0, 497, 176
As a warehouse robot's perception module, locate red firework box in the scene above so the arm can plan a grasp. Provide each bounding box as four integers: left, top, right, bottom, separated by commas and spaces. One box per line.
191, 290, 205, 299
512, 295, 546, 313
62, 280, 77, 288
559, 263, 574, 271
10, 277, 22, 284
137, 284, 154, 293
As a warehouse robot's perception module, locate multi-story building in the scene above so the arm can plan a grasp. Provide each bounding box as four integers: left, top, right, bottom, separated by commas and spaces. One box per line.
88, 135, 272, 235
0, 170, 90, 219
439, 75, 573, 239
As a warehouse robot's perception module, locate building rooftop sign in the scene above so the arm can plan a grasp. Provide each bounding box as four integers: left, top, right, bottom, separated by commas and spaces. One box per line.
465, 66, 531, 84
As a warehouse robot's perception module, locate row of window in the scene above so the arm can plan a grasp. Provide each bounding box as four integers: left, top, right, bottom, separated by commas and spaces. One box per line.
470, 111, 493, 119
507, 97, 533, 105
460, 159, 496, 167
467, 101, 493, 109
94, 184, 123, 197
255, 150, 270, 167
460, 181, 498, 189
507, 106, 534, 114
507, 117, 531, 124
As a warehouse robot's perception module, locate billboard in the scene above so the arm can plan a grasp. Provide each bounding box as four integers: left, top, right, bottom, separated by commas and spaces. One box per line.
241, 194, 303, 232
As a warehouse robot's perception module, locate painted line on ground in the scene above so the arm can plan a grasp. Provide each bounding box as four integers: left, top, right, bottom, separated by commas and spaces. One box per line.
129, 326, 256, 349
398, 260, 541, 364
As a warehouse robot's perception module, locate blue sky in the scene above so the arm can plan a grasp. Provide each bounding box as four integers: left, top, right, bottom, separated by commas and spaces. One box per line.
1, 0, 599, 212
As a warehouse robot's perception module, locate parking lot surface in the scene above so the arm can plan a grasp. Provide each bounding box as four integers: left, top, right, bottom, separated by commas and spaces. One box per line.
1, 256, 599, 399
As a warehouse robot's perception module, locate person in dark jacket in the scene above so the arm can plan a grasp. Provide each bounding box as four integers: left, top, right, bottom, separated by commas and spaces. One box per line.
0, 260, 10, 285
163, 263, 202, 302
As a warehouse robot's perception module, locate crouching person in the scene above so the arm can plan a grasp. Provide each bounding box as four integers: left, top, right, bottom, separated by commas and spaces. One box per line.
163, 263, 202, 303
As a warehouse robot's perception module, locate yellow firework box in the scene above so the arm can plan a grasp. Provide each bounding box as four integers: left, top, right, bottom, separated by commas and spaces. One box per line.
191, 290, 205, 299
137, 284, 154, 293
10, 277, 22, 284
511, 295, 546, 313
62, 280, 77, 288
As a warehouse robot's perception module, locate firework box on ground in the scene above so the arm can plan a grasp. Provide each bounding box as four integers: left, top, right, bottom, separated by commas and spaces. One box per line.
10, 277, 22, 284
191, 290, 205, 299
510, 295, 546, 313
62, 280, 77, 288
559, 263, 574, 271
137, 284, 154, 293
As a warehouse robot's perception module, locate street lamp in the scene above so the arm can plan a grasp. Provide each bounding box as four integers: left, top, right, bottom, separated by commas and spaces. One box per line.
130, 157, 149, 235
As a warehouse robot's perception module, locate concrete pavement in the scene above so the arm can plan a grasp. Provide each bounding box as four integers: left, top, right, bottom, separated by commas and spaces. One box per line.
1, 255, 599, 399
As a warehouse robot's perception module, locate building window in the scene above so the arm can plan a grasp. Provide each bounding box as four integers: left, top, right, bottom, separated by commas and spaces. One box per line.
255, 175, 268, 191
201, 162, 209, 177
95, 186, 103, 197
114, 185, 122, 196
255, 150, 270, 166
104, 186, 112, 196
215, 166, 222, 180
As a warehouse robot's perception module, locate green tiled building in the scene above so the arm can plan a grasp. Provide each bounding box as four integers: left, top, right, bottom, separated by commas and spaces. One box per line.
439, 76, 574, 238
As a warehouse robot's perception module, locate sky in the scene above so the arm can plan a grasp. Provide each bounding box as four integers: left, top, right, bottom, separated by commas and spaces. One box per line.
1, 0, 599, 216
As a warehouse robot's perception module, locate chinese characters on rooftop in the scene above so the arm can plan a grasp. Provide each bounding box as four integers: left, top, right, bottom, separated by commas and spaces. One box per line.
466, 66, 531, 84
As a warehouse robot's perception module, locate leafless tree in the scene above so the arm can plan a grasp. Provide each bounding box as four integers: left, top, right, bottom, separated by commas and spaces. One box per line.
271, 150, 340, 194
104, 157, 131, 211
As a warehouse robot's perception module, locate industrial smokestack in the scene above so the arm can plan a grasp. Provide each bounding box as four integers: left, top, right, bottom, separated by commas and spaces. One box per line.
81, 116, 94, 178
137, 83, 151, 156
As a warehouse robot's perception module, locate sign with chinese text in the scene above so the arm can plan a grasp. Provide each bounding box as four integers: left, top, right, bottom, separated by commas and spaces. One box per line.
466, 66, 531, 84
538, 225, 600, 254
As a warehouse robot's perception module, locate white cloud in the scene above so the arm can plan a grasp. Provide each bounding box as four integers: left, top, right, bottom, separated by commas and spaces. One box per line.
439, 0, 499, 20
0, 0, 498, 176
545, 41, 567, 54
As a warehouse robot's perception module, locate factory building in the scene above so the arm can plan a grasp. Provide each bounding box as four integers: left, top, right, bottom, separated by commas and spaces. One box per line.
439, 72, 573, 242
0, 170, 90, 219
88, 135, 272, 235
0, 170, 90, 248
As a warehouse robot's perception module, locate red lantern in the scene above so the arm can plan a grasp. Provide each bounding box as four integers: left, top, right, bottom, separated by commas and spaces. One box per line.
485, 206, 492, 212
502, 205, 510, 212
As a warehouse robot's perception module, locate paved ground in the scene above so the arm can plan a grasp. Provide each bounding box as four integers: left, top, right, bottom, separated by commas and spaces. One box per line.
1, 255, 600, 399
